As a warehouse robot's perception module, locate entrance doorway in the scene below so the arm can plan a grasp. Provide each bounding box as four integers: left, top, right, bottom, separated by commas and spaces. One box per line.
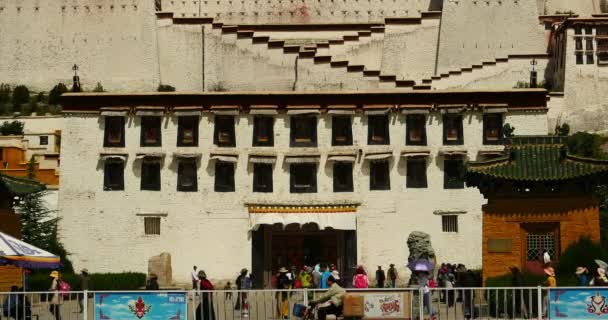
252, 223, 356, 288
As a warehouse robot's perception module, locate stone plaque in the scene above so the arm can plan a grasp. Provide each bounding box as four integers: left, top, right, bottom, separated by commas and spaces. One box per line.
487, 239, 512, 253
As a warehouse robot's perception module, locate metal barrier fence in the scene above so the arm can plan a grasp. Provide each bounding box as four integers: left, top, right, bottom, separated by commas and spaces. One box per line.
0, 287, 560, 320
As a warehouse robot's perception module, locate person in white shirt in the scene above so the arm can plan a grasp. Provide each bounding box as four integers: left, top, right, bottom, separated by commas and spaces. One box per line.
543, 250, 551, 265
192, 266, 200, 290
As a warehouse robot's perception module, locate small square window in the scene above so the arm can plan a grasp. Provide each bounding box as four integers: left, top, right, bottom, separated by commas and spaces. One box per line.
177, 116, 199, 147
290, 163, 317, 193
253, 116, 274, 147
290, 116, 317, 147
177, 160, 197, 192
214, 115, 236, 147
39, 136, 49, 146
443, 115, 464, 145
442, 215, 458, 233
141, 117, 162, 147
144, 217, 161, 235
406, 157, 427, 188
368, 115, 390, 145
483, 114, 503, 145
406, 115, 427, 146
444, 158, 464, 189
215, 161, 235, 192
104, 160, 124, 191
370, 160, 390, 190
332, 116, 353, 146
333, 162, 353, 192
141, 159, 161, 191
576, 53, 584, 65
104, 117, 125, 148
253, 163, 273, 192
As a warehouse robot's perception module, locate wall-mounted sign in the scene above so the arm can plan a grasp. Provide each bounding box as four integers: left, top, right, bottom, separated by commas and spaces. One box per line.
364, 293, 407, 319
94, 292, 187, 320
487, 238, 512, 253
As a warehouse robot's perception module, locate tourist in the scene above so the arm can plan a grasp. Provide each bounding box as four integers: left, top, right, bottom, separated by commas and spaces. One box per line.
331, 270, 341, 286
276, 267, 291, 319
223, 281, 233, 299
146, 273, 159, 290
309, 275, 346, 320
576, 267, 589, 286
49, 271, 62, 320
543, 250, 551, 266
387, 264, 398, 288
235, 268, 252, 310
458, 269, 476, 320
353, 265, 369, 288
196, 270, 215, 320
298, 266, 313, 289
192, 266, 200, 290
320, 264, 332, 289
375, 266, 385, 288
542, 267, 556, 318
509, 265, 528, 318
312, 264, 322, 288
594, 268, 608, 286
78, 268, 90, 313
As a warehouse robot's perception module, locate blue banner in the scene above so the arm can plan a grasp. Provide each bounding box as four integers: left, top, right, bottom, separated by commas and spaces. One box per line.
550, 289, 608, 318
94, 292, 187, 320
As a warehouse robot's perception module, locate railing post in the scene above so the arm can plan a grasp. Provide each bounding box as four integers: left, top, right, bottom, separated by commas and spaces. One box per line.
418, 287, 424, 320
83, 290, 88, 320
537, 286, 543, 320
303, 288, 308, 305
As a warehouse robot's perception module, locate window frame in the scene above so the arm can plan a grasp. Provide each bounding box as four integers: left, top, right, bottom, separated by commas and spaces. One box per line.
290, 116, 318, 147
140, 116, 162, 147
177, 116, 199, 147
483, 114, 504, 145
333, 162, 354, 192
441, 215, 459, 233
103, 160, 124, 191
39, 136, 49, 146
103, 116, 125, 148
444, 158, 465, 189
252, 163, 273, 193
442, 114, 464, 145
214, 115, 236, 147
252, 116, 274, 147
406, 157, 428, 189
214, 161, 236, 192
406, 114, 427, 146
144, 217, 161, 235
368, 115, 390, 145
177, 159, 198, 192
331, 116, 353, 146
369, 160, 390, 190
140, 158, 161, 191
290, 163, 317, 193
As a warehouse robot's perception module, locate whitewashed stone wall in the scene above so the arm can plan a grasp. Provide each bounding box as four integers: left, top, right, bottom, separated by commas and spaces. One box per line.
59, 109, 547, 284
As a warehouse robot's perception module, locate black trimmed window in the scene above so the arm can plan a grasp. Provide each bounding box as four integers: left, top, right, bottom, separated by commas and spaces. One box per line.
104, 160, 124, 191
406, 157, 427, 188
141, 116, 162, 147
444, 158, 465, 189
144, 217, 161, 235
215, 162, 235, 192
252, 116, 274, 147
483, 114, 503, 145
177, 116, 199, 147
370, 160, 390, 190
406, 115, 427, 146
332, 116, 353, 146
290, 116, 317, 147
442, 215, 458, 233
39, 136, 49, 146
368, 115, 390, 145
214, 115, 236, 147
290, 163, 317, 193
177, 160, 197, 192
253, 163, 273, 192
333, 162, 353, 192
104, 117, 125, 148
140, 159, 161, 191
443, 115, 464, 145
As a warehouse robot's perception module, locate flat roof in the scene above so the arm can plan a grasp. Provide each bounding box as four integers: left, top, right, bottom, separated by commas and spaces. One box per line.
61, 89, 548, 111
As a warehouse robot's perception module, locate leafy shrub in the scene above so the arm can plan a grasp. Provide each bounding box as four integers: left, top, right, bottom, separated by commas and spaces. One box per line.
556, 236, 608, 280
0, 121, 25, 135
157, 84, 176, 92
48, 83, 68, 106
0, 83, 10, 104
27, 272, 147, 291
567, 132, 608, 159
12, 85, 30, 112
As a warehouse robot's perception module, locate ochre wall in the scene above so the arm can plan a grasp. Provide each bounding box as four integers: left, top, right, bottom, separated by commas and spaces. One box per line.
482, 197, 600, 281
0, 146, 59, 186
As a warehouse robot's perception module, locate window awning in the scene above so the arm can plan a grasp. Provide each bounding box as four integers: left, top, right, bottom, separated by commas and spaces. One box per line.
483, 107, 509, 114
210, 154, 238, 162
211, 106, 239, 115
401, 152, 430, 157
284, 156, 320, 163
439, 147, 468, 156
249, 156, 277, 164
135, 152, 166, 160
135, 107, 164, 116
100, 109, 129, 116
100, 153, 127, 161
286, 109, 320, 115
248, 205, 358, 231
173, 152, 202, 158
402, 109, 430, 115
173, 107, 202, 116
364, 152, 393, 160
364, 109, 391, 115
327, 110, 355, 115
249, 109, 278, 115
327, 155, 357, 162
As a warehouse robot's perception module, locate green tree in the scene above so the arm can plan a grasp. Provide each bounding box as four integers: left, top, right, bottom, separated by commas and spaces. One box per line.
567, 132, 608, 159
503, 123, 515, 138
0, 121, 25, 135
157, 84, 176, 92
0, 83, 10, 104
555, 123, 570, 136
48, 83, 68, 106
12, 85, 30, 113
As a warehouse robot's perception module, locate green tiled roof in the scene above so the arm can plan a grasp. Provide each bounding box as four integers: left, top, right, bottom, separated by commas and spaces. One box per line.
467, 138, 608, 182
0, 174, 46, 196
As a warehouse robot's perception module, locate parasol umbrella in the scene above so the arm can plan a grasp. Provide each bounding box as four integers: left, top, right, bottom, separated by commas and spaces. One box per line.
407, 259, 434, 272
596, 259, 608, 270
0, 231, 61, 269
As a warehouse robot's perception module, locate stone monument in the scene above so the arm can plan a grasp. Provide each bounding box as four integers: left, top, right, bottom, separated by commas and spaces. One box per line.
406, 231, 436, 285
148, 252, 172, 287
